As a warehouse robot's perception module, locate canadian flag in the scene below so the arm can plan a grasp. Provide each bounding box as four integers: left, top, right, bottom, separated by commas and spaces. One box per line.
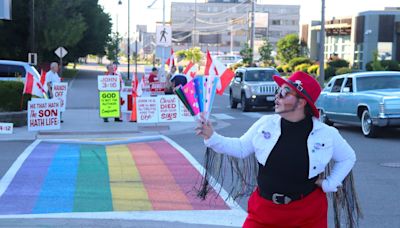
165, 48, 175, 69
23, 72, 47, 98
204, 51, 235, 95
183, 61, 197, 82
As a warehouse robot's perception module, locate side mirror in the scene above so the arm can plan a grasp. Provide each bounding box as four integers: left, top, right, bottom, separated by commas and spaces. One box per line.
235, 77, 241, 82
342, 87, 350, 93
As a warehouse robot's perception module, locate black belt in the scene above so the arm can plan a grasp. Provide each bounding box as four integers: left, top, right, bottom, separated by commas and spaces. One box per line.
259, 187, 317, 204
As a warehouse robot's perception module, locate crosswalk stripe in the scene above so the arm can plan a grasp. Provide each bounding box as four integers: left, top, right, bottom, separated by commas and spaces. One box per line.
241, 112, 264, 119
212, 113, 235, 120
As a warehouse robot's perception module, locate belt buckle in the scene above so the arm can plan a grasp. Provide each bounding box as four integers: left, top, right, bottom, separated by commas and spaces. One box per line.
272, 193, 292, 204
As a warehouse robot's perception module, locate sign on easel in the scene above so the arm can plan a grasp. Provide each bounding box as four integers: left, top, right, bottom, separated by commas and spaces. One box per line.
137, 97, 158, 123
28, 99, 61, 131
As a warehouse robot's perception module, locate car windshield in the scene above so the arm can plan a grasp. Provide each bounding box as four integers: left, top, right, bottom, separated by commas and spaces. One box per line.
356, 75, 400, 91
245, 70, 276, 81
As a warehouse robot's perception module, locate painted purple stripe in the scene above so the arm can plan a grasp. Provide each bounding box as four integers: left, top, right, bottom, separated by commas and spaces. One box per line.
0, 142, 59, 214
147, 141, 229, 210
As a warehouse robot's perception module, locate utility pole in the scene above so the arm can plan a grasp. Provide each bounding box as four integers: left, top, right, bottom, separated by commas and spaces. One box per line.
31, 0, 35, 53
250, 0, 255, 64
160, 0, 166, 82
127, 0, 131, 80
192, 0, 197, 47
318, 0, 325, 86
230, 19, 234, 54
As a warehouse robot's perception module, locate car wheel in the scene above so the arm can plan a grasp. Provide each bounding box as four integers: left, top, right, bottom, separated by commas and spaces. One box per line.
230, 92, 238, 109
241, 93, 251, 112
361, 109, 379, 138
319, 109, 333, 126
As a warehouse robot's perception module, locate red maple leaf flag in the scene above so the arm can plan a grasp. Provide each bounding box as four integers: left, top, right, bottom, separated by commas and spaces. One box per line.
204, 51, 234, 95
183, 61, 197, 82
165, 48, 175, 69
23, 72, 47, 98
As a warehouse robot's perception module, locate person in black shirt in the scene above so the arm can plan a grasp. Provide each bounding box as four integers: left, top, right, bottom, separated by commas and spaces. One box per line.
170, 65, 187, 88
195, 72, 359, 228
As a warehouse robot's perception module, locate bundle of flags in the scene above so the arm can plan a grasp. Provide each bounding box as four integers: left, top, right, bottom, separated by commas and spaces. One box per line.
175, 51, 234, 119
23, 71, 48, 98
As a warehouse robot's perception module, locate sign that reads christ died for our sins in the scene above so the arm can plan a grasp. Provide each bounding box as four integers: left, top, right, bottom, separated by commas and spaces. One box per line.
28, 99, 61, 131
99, 91, 120, 118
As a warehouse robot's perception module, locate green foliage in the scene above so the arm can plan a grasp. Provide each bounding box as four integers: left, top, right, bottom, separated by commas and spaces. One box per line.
258, 39, 273, 65
307, 65, 319, 75
324, 66, 336, 81
276, 34, 302, 64
240, 43, 253, 65
371, 50, 385, 71
62, 69, 79, 79
106, 32, 122, 63
288, 57, 313, 70
335, 67, 352, 75
175, 50, 187, 60
0, 81, 31, 112
327, 59, 350, 68
294, 63, 311, 73
229, 62, 245, 71
282, 64, 291, 73
381, 60, 400, 71
276, 65, 284, 73
0, 0, 112, 64
186, 47, 203, 64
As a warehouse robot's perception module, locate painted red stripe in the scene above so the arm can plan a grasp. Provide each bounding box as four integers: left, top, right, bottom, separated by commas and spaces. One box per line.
148, 140, 229, 210
128, 143, 193, 210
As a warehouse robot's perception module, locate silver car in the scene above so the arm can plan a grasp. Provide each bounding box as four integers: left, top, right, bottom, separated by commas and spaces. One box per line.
316, 71, 400, 137
229, 67, 280, 112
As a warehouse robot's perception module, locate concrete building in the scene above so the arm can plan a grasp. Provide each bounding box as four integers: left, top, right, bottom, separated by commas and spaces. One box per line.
302, 10, 400, 70
135, 25, 156, 59
170, 2, 300, 55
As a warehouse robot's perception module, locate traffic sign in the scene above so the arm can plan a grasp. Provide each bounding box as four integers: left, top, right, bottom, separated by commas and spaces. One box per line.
54, 47, 68, 58
156, 25, 172, 47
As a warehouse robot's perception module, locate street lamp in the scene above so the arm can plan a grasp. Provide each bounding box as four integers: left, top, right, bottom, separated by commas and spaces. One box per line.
118, 0, 130, 81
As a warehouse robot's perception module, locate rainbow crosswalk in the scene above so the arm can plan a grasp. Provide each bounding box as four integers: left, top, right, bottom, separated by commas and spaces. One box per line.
0, 137, 230, 215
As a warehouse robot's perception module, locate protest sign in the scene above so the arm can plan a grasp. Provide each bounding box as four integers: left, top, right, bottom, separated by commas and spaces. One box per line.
28, 99, 61, 131
136, 97, 158, 123
98, 75, 120, 91
99, 91, 120, 118
0, 123, 13, 134
52, 82, 68, 111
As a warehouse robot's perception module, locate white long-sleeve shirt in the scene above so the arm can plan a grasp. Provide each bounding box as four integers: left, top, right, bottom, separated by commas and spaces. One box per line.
204, 114, 356, 193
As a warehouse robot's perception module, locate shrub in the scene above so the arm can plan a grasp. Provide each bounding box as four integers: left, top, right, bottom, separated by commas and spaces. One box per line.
365, 61, 373, 71
0, 81, 31, 112
381, 60, 400, 71
324, 66, 336, 81
276, 65, 284, 73
282, 64, 291, 73
335, 67, 352, 75
294, 63, 311, 73
288, 57, 313, 70
229, 62, 245, 71
307, 65, 319, 75
327, 59, 349, 68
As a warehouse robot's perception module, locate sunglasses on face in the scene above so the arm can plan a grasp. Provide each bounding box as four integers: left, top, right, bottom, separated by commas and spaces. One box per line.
275, 86, 299, 99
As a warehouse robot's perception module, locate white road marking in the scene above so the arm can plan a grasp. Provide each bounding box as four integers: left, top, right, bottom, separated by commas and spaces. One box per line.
241, 112, 264, 119
212, 113, 235, 120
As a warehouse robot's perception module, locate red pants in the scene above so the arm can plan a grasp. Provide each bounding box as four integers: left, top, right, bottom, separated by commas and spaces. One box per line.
243, 188, 327, 228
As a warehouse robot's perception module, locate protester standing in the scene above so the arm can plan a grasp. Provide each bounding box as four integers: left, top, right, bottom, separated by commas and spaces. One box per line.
103, 64, 122, 122
45, 62, 63, 123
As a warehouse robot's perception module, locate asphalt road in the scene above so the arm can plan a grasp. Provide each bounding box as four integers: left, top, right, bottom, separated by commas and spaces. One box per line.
1, 66, 399, 227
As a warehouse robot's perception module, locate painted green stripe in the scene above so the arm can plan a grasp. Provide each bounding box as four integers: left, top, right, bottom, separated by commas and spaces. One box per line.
73, 144, 113, 212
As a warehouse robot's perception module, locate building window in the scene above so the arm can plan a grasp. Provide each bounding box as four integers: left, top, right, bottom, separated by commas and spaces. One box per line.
272, 20, 281, 25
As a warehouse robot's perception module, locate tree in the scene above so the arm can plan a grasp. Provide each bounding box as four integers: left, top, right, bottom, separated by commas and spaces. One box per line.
106, 32, 122, 63
371, 50, 385, 71
174, 48, 203, 64
276, 34, 302, 64
258, 39, 273, 65
240, 43, 253, 65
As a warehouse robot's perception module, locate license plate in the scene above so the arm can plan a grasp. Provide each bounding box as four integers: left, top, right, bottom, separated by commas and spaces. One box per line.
266, 96, 275, 101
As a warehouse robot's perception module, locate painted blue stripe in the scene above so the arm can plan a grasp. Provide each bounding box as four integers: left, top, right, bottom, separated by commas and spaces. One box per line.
32, 143, 80, 213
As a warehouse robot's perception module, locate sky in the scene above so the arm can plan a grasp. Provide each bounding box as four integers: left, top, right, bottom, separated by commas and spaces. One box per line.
98, 0, 399, 36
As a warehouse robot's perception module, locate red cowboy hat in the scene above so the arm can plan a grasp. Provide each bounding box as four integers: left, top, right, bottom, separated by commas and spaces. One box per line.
273, 71, 321, 118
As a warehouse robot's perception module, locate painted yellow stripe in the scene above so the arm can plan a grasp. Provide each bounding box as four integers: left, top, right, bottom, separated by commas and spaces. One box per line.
106, 144, 152, 211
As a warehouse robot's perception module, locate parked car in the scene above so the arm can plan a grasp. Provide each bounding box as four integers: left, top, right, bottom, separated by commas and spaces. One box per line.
0, 60, 41, 82
316, 71, 400, 137
229, 67, 280, 112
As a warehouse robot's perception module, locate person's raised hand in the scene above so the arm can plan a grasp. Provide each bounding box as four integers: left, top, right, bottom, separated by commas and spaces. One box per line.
195, 112, 214, 140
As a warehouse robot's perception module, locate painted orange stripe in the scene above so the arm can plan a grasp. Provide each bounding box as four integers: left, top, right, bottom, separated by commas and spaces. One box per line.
128, 143, 193, 210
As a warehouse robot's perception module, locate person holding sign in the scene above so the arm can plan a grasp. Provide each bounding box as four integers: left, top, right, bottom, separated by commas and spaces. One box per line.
45, 62, 63, 123
103, 64, 122, 122
149, 67, 159, 94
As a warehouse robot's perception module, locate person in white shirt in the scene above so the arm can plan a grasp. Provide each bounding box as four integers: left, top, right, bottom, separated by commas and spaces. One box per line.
45, 62, 61, 99
45, 62, 63, 123
195, 71, 361, 228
